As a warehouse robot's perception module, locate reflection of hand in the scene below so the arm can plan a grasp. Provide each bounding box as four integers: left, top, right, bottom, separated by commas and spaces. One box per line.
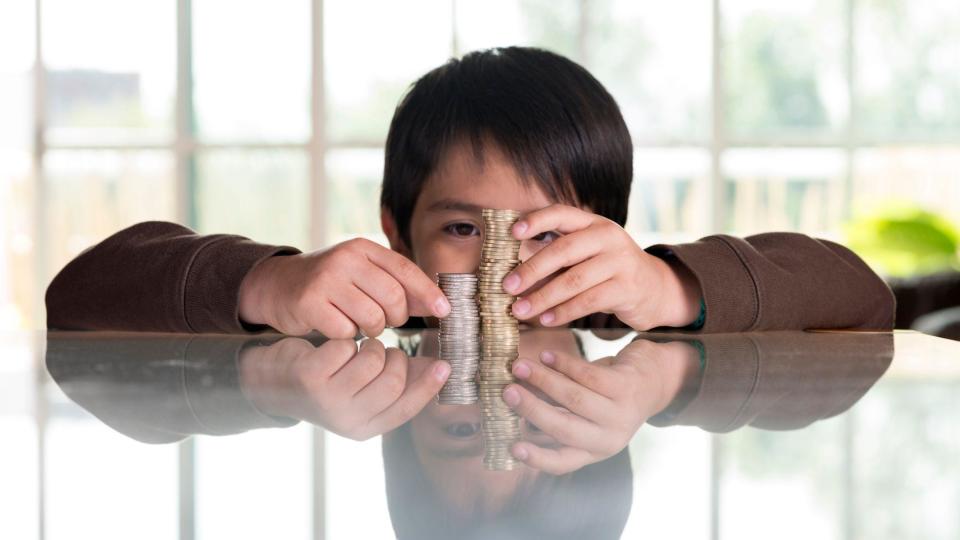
239, 337, 450, 440
502, 340, 700, 474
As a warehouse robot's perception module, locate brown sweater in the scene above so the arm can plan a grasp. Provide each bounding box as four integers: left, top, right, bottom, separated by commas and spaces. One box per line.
45, 221, 896, 333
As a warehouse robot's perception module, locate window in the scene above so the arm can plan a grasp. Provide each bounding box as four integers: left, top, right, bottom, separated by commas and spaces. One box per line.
5, 1, 958, 323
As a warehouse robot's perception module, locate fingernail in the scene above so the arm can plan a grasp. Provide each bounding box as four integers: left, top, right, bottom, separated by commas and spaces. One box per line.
503, 385, 521, 407
540, 311, 555, 325
434, 297, 451, 317
503, 273, 521, 294
512, 298, 530, 316
540, 351, 556, 365
513, 444, 528, 461
513, 221, 528, 237
513, 359, 531, 379
432, 361, 450, 382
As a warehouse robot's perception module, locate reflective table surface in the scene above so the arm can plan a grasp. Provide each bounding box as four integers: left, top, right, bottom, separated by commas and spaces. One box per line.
2, 329, 959, 539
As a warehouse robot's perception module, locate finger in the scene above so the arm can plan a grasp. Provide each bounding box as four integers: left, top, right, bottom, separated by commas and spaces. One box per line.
511, 357, 611, 420
501, 383, 601, 448
510, 253, 616, 318
512, 204, 601, 240
304, 303, 359, 339
297, 338, 360, 379
537, 349, 621, 397
352, 267, 409, 328
362, 241, 450, 318
352, 346, 409, 416
366, 357, 451, 436
330, 338, 387, 395
538, 280, 619, 327
331, 285, 387, 337
511, 442, 594, 475
503, 228, 608, 296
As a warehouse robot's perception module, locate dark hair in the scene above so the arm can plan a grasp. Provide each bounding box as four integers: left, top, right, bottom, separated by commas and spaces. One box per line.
381, 46, 634, 248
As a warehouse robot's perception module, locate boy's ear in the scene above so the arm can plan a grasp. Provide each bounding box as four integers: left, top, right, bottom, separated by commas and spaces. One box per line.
381, 207, 412, 257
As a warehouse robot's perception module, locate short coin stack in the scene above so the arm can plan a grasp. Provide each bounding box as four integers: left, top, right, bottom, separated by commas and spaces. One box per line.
436, 273, 480, 404
477, 208, 523, 470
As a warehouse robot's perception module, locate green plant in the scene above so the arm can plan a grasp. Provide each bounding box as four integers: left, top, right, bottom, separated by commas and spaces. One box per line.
845, 203, 960, 277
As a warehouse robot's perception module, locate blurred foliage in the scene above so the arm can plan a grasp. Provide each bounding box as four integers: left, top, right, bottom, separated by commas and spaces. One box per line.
727, 13, 831, 137
845, 203, 960, 277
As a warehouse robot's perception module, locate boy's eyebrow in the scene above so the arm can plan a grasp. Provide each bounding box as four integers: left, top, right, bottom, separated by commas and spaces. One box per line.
426, 198, 483, 214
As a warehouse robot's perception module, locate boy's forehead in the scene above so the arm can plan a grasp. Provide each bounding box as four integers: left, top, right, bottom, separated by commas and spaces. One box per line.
418, 141, 555, 214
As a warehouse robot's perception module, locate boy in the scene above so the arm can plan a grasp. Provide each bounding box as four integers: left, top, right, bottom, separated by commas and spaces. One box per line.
46, 47, 895, 336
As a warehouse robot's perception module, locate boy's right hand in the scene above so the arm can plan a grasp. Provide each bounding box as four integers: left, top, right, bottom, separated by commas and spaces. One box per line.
239, 238, 451, 337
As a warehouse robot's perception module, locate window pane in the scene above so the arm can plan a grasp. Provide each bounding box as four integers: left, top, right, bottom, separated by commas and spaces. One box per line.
456, 0, 580, 60
622, 429, 711, 539
853, 383, 960, 539
722, 148, 847, 236
720, 422, 845, 539
194, 150, 309, 248
326, 433, 394, 539
0, 334, 38, 540
193, 0, 310, 143
628, 148, 710, 244
0, 151, 33, 329
857, 0, 960, 138
852, 147, 960, 219
326, 148, 385, 243
42, 0, 175, 145
0, 2, 35, 330
0, 0, 34, 148
196, 426, 312, 540
325, 0, 452, 144
44, 150, 176, 285
724, 0, 847, 139
45, 416, 178, 540
587, 0, 711, 142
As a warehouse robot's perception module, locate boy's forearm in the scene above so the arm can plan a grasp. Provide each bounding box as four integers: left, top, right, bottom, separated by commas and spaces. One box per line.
647, 233, 896, 332
653, 255, 703, 329
45, 221, 300, 333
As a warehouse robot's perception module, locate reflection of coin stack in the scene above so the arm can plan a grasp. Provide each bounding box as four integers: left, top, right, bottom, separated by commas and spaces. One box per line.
477, 209, 522, 470
436, 273, 480, 405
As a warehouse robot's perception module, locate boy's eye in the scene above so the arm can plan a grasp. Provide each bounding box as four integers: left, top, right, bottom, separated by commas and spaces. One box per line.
530, 231, 559, 244
443, 422, 480, 438
443, 222, 480, 238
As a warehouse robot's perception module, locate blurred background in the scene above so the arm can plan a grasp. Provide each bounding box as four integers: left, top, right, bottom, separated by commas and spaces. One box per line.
1, 0, 959, 329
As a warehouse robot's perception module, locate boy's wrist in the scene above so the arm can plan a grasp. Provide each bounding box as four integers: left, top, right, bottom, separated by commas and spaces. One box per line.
655, 255, 703, 328
239, 255, 284, 326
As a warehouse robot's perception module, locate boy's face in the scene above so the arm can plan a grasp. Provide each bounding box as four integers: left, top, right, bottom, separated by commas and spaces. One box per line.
382, 140, 563, 281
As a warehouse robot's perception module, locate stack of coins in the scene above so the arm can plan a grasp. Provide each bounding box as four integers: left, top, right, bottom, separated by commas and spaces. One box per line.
477, 209, 523, 470
436, 273, 480, 404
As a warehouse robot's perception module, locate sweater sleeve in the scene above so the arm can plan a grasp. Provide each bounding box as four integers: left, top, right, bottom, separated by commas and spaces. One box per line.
45, 221, 301, 333
647, 332, 894, 432
646, 232, 896, 332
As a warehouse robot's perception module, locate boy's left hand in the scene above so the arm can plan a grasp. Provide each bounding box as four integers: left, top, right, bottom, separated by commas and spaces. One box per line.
503, 204, 702, 330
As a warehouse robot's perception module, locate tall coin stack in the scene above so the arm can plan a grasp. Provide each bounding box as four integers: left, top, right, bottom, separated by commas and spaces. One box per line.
477, 208, 523, 470
436, 273, 480, 404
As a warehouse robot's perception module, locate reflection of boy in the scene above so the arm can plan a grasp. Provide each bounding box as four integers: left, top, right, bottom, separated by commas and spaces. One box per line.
47, 47, 895, 336
384, 328, 632, 540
